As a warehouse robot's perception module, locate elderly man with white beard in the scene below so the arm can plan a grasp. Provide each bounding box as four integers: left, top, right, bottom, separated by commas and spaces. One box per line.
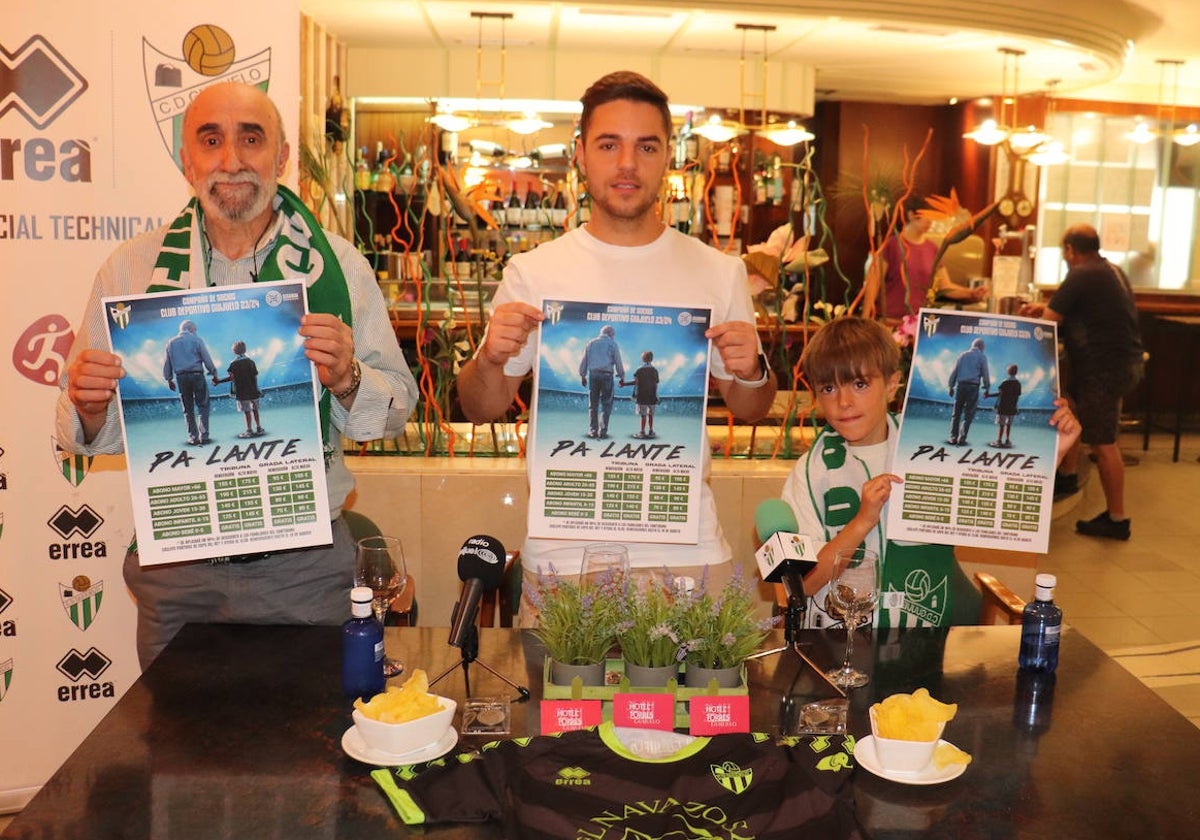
56, 82, 418, 668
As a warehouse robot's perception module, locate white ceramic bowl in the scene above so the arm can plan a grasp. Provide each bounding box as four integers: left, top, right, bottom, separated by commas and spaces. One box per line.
352, 697, 456, 756
868, 707, 945, 774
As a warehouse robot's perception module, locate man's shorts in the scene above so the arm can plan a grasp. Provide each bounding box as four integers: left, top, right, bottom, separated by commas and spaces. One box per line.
236, 397, 261, 414
1069, 361, 1143, 446
635, 403, 655, 417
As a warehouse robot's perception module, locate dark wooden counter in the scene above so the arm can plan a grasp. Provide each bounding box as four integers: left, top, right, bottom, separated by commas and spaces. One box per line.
5, 623, 1199, 839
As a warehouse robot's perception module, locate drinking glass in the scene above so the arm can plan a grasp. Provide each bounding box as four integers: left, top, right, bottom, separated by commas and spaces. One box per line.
579, 542, 630, 586
825, 547, 881, 689
354, 535, 407, 678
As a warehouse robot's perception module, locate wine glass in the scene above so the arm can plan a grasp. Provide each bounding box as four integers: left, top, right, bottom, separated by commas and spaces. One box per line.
580, 542, 630, 586
825, 547, 881, 689
354, 535, 407, 678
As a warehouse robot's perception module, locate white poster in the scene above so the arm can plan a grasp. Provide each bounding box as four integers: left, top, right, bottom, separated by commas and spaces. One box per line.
1, 2, 298, 810
886, 309, 1061, 552
103, 282, 331, 566
527, 299, 711, 544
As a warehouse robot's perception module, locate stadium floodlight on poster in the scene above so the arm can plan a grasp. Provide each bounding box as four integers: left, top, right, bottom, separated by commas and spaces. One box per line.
886, 309, 1061, 553
527, 299, 713, 544
102, 281, 332, 566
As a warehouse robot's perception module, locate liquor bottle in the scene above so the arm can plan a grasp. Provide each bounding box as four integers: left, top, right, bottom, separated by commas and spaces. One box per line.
456, 238, 472, 280
1018, 574, 1062, 672
522, 188, 542, 230
353, 148, 372, 192
551, 183, 568, 228
342, 586, 384, 700
770, 155, 784, 206
505, 189, 522, 229
672, 184, 692, 234
372, 146, 394, 193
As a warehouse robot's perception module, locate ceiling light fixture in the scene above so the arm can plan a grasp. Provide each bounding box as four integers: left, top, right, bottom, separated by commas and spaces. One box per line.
735, 23, 814, 148
1176, 123, 1200, 147
431, 12, 553, 139
1126, 59, 1171, 145
1124, 59, 1195, 147
506, 113, 553, 135
692, 112, 741, 143
965, 48, 1065, 165
761, 119, 815, 146
430, 110, 473, 132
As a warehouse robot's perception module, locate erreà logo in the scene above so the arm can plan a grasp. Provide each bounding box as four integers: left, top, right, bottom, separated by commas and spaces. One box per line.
555, 766, 591, 786
47, 503, 108, 561
0, 585, 13, 640
0, 36, 88, 129
56, 646, 116, 702
0, 35, 91, 183
143, 23, 272, 170
710, 761, 753, 795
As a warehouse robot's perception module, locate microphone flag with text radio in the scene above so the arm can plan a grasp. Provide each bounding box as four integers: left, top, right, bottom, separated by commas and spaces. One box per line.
448, 534, 506, 649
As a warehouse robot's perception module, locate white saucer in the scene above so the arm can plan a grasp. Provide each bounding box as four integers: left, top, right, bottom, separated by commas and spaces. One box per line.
341, 725, 458, 767
854, 736, 968, 785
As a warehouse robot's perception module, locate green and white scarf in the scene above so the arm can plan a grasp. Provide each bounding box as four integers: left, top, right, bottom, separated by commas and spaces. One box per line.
800, 416, 958, 629
148, 185, 352, 453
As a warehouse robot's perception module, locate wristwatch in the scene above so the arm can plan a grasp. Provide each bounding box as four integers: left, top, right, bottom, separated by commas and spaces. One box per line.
733, 352, 771, 388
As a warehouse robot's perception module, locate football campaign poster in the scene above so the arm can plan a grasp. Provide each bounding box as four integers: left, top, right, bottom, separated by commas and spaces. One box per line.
526, 299, 713, 543
102, 281, 332, 565
886, 309, 1061, 552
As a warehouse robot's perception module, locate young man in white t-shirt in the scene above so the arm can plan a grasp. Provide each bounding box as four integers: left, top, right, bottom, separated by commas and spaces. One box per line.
457, 71, 777, 615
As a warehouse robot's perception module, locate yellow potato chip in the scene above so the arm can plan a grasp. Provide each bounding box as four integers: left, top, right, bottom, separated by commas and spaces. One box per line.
352, 669, 442, 723
912, 687, 958, 722
933, 742, 972, 769
871, 689, 958, 741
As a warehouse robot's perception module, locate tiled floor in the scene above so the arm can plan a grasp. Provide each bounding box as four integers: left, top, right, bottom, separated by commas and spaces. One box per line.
1043, 429, 1200, 728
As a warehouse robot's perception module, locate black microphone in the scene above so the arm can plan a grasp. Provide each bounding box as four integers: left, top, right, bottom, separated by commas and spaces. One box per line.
754, 499, 818, 643
448, 535, 506, 648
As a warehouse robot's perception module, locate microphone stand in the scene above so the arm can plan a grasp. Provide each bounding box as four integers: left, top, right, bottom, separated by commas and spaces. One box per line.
747, 587, 846, 698
429, 608, 530, 704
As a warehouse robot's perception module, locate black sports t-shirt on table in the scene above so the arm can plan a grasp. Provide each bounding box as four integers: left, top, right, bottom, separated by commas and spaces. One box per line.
372, 722, 862, 839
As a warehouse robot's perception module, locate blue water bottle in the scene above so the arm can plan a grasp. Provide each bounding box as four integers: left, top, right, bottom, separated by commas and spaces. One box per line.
1018, 574, 1062, 673
342, 586, 385, 700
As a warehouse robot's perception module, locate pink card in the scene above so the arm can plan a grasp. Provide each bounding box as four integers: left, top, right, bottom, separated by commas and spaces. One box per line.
688, 695, 751, 735
612, 693, 675, 731
540, 700, 602, 734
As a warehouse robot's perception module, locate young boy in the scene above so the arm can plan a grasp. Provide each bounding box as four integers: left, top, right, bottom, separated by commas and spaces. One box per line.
630, 350, 660, 439
214, 340, 264, 438
780, 317, 1078, 629
992, 363, 1021, 448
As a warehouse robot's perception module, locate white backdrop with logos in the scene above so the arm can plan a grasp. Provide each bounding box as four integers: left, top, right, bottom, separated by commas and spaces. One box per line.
1, 0, 298, 811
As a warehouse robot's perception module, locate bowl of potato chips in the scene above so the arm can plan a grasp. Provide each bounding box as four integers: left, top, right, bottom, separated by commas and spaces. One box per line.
352, 669, 456, 757
868, 688, 959, 774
